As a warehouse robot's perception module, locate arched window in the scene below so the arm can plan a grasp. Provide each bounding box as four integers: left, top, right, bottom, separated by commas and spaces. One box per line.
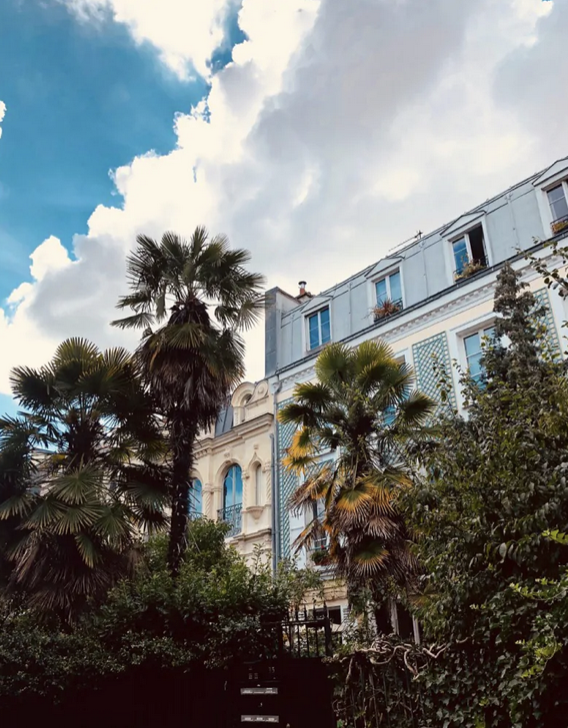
189, 479, 202, 518
254, 464, 263, 506
220, 465, 243, 536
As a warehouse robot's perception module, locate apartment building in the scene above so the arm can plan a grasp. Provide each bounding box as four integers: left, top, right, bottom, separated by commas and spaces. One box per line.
266, 156, 568, 566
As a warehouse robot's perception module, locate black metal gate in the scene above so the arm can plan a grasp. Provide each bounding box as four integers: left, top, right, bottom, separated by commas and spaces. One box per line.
229, 605, 338, 728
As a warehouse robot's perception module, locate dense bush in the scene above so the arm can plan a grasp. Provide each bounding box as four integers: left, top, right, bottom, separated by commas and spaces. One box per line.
0, 518, 320, 700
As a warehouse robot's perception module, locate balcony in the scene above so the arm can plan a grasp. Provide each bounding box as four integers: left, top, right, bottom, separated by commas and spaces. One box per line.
218, 503, 242, 538
551, 215, 568, 236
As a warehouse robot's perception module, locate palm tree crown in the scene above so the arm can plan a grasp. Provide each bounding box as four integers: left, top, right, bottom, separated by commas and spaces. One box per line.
279, 340, 434, 603
113, 228, 264, 574
0, 338, 168, 618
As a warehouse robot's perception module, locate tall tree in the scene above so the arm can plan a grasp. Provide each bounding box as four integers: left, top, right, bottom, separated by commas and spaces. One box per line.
0, 338, 168, 618
113, 228, 264, 575
278, 341, 434, 615
411, 263, 568, 726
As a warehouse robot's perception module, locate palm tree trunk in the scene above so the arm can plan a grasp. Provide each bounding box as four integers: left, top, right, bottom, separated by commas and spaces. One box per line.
167, 418, 196, 576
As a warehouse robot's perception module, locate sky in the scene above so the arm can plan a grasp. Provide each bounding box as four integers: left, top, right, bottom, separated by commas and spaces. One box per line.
0, 0, 567, 417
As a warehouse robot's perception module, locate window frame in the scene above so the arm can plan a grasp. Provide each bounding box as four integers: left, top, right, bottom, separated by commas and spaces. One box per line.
374, 268, 404, 309
534, 165, 568, 236
306, 306, 331, 351
450, 223, 489, 277
190, 478, 203, 518
462, 324, 496, 384
546, 181, 568, 227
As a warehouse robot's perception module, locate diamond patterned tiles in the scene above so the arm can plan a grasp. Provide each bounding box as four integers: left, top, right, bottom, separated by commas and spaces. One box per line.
412, 331, 456, 414
277, 398, 335, 559
276, 399, 298, 560
534, 288, 562, 358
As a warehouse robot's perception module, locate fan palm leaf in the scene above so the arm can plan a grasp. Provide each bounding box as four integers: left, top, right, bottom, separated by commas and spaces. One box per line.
0, 338, 168, 618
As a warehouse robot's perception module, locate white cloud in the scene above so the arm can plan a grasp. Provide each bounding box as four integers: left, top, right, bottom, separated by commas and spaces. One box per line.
0, 100, 5, 141
60, 0, 239, 79
2, 0, 568, 397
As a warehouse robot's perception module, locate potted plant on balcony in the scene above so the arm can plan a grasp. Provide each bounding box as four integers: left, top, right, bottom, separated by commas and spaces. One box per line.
311, 547, 332, 566
454, 259, 486, 282
552, 218, 568, 235
373, 298, 402, 322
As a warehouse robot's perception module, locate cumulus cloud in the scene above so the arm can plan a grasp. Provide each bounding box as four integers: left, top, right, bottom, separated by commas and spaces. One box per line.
60, 0, 240, 78
2, 0, 567, 396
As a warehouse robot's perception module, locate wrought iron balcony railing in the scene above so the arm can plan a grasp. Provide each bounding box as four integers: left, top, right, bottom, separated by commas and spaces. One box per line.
218, 503, 242, 538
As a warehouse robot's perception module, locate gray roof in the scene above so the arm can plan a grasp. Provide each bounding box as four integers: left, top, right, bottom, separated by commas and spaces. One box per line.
214, 405, 234, 436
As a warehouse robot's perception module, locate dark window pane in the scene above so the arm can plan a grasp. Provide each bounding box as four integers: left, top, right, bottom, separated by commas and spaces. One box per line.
309, 313, 319, 349
376, 278, 387, 305
224, 468, 234, 509
468, 225, 487, 266
191, 479, 202, 515
234, 465, 243, 506
389, 271, 402, 304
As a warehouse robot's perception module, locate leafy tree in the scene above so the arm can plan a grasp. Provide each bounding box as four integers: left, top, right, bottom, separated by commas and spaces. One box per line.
113, 229, 264, 575
278, 340, 434, 617
0, 338, 168, 618
526, 239, 568, 311
0, 519, 321, 701
411, 264, 568, 726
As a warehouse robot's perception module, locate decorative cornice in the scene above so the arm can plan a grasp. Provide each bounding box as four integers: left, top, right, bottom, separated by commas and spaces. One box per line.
195, 412, 274, 454
229, 527, 272, 544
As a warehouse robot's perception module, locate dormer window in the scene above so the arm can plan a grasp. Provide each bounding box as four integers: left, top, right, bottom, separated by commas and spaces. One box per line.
547, 184, 568, 233
307, 307, 331, 350
375, 270, 402, 308
452, 224, 488, 280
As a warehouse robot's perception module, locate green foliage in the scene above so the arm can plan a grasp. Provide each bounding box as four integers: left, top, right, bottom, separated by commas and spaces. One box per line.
408, 264, 568, 727
279, 340, 435, 606
525, 239, 568, 331
0, 338, 169, 618
0, 519, 320, 699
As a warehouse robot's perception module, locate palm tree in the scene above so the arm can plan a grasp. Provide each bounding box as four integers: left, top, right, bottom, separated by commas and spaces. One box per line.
0, 338, 168, 618
113, 228, 264, 575
278, 340, 434, 617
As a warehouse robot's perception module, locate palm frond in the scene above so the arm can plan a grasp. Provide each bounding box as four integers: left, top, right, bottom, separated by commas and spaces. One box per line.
396, 391, 436, 426
314, 343, 354, 387
111, 311, 155, 330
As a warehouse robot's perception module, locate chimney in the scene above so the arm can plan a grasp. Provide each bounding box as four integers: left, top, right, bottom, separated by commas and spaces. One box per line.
296, 280, 312, 302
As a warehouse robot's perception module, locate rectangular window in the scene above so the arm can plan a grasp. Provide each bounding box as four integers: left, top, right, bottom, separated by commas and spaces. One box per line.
547, 184, 568, 223
452, 224, 488, 277
308, 307, 331, 350
464, 326, 495, 383
375, 270, 403, 308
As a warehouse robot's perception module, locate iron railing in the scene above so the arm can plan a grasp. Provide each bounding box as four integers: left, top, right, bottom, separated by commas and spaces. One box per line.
218, 503, 242, 537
